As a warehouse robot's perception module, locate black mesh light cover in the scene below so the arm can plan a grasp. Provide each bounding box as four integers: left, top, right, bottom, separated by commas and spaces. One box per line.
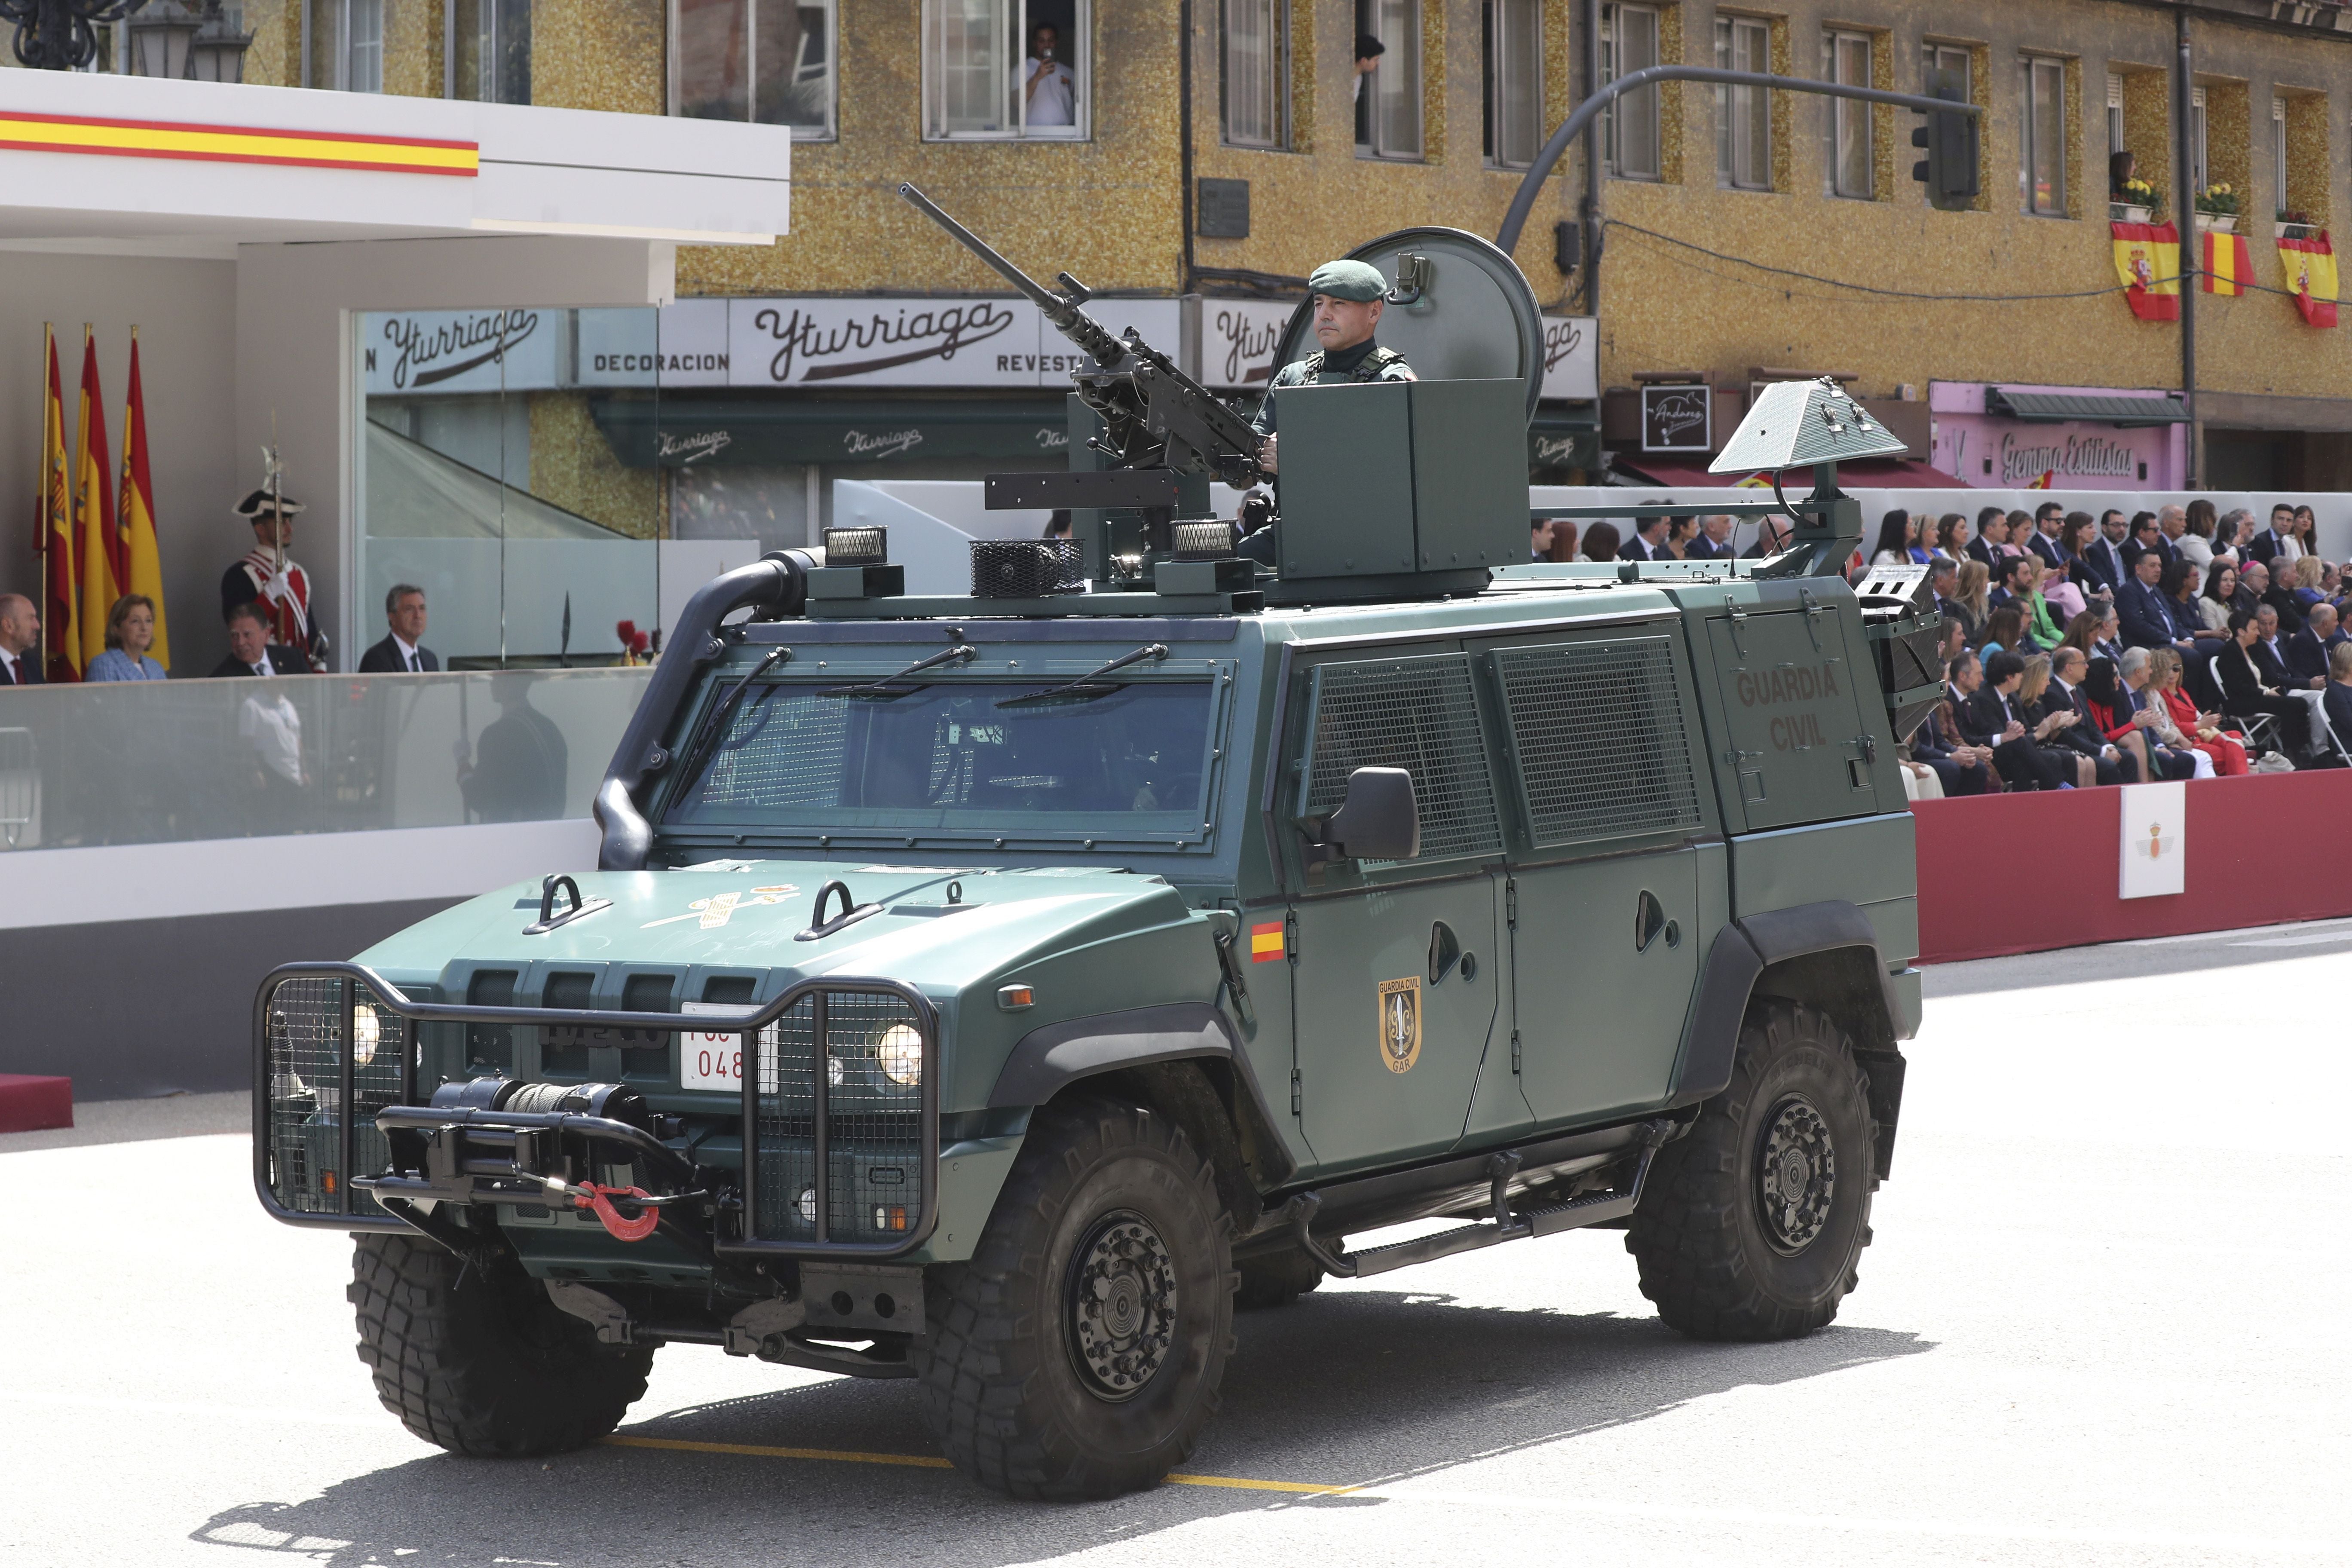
971, 539, 1083, 597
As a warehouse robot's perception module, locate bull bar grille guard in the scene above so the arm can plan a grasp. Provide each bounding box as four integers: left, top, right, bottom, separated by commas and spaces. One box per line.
251, 961, 941, 1261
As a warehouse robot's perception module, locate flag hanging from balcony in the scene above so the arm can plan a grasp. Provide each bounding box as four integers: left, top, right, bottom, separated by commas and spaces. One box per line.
2110, 221, 2182, 322
118, 331, 168, 671
73, 327, 117, 670
38, 325, 78, 682
2202, 230, 2252, 295
2277, 232, 2339, 328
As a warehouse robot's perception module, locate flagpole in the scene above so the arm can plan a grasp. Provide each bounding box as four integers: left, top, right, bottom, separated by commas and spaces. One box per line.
35, 322, 49, 678
2174, 10, 2200, 488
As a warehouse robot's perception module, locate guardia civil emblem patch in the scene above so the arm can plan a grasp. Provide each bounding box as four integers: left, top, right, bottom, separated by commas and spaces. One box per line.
1377, 977, 1422, 1074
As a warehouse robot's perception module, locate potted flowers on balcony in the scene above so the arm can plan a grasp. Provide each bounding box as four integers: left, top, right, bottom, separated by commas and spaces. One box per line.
2111, 178, 2161, 224
2277, 207, 2319, 242
2194, 184, 2240, 233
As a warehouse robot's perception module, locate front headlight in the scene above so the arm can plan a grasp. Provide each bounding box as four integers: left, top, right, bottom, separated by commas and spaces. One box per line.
876, 1023, 924, 1087
351, 1004, 381, 1066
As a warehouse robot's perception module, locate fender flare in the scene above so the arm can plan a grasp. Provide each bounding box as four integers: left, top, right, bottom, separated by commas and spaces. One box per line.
987, 1003, 1296, 1184
1667, 900, 1901, 1109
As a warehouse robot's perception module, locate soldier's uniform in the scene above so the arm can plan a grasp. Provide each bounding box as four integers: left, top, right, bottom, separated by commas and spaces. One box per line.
1249, 259, 1415, 441
222, 488, 330, 674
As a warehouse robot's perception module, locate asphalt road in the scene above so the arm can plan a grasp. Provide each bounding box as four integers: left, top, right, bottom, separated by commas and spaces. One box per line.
5, 924, 2349, 1568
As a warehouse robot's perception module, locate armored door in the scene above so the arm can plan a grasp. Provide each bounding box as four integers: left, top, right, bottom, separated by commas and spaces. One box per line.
1704, 601, 1884, 830
1478, 631, 1715, 1128
1283, 650, 1506, 1171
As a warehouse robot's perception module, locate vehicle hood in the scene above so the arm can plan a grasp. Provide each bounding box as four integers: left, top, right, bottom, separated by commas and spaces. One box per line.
356, 860, 1203, 1001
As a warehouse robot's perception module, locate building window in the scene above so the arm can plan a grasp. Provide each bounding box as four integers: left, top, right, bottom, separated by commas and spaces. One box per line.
1715, 15, 1770, 190
922, 0, 1088, 140
1484, 0, 1542, 168
2107, 71, 2125, 159
1823, 30, 1871, 199
1222, 0, 1287, 149
2273, 95, 2289, 211
450, 0, 530, 104
1602, 4, 1660, 180
674, 0, 839, 137
309, 0, 383, 92
2019, 57, 2066, 216
1357, 0, 1422, 159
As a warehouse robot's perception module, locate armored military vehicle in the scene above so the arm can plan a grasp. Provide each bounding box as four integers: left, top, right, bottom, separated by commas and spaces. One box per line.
253, 191, 1932, 1501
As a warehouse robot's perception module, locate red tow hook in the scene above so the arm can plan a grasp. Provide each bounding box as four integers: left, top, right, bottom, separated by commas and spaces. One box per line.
569, 1182, 661, 1243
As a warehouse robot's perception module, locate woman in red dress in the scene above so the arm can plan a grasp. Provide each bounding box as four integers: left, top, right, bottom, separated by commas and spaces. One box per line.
2145, 647, 2250, 776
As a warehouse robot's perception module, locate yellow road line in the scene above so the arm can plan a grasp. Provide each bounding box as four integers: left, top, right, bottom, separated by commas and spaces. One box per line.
601, 1434, 1353, 1494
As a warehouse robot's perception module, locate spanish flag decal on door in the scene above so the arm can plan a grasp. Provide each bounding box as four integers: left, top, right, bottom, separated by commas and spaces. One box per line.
1250, 921, 1285, 962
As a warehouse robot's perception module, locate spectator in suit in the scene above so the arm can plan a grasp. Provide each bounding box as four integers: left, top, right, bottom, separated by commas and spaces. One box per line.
1957, 649, 2067, 790
2159, 559, 2226, 652
210, 600, 307, 678
2156, 504, 2188, 560
1928, 558, 1960, 621
2245, 502, 2297, 567
2056, 513, 2106, 600
1617, 517, 1672, 561
2117, 647, 2204, 779
2077, 510, 2131, 594
2026, 503, 2067, 570
1908, 687, 1992, 797
1744, 515, 1792, 558
2321, 640, 2352, 756
2146, 646, 2248, 776
0, 593, 39, 686
1530, 518, 1554, 559
1686, 515, 1735, 559
2213, 507, 2252, 569
2020, 652, 2110, 785
359, 584, 439, 674
2252, 605, 2294, 686
2231, 559, 2269, 620
2046, 646, 2135, 782
2285, 601, 2344, 689
1580, 521, 1622, 563
2216, 606, 2312, 755
1968, 506, 2005, 566
459, 672, 568, 823
85, 594, 166, 682
2116, 550, 2185, 651
2080, 655, 2158, 781
2120, 513, 2168, 574
1663, 515, 1701, 558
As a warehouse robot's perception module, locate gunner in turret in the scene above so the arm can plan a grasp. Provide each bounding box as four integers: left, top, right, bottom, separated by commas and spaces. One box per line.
1252, 259, 1415, 475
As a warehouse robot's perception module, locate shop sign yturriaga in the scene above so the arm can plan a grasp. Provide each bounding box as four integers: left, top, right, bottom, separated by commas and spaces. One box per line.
1540, 316, 1598, 402
1200, 300, 1295, 391
364, 307, 561, 394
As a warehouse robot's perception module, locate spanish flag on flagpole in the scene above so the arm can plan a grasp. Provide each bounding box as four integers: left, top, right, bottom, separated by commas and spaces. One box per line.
2278, 231, 2340, 327
72, 325, 118, 670
2203, 230, 2253, 295
2110, 220, 2182, 322
118, 329, 168, 670
38, 325, 78, 682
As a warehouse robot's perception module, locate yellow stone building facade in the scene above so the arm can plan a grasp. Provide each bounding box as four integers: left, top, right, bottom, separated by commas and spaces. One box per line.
227, 0, 2352, 509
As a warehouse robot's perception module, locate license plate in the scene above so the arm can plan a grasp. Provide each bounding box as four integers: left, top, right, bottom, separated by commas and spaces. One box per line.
679, 1002, 748, 1092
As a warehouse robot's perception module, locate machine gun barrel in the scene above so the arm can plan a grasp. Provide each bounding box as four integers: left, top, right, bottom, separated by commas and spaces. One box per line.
899, 182, 1124, 368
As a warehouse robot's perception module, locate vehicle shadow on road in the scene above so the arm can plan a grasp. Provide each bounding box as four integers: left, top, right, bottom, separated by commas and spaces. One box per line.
187, 1292, 1932, 1568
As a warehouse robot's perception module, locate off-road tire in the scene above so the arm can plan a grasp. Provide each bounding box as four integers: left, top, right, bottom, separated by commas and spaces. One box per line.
1626, 1000, 1877, 1341
1233, 1246, 1325, 1309
349, 1232, 655, 1457
910, 1099, 1236, 1499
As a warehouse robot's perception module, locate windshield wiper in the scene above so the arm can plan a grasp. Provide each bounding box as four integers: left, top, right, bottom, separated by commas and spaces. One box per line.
995, 643, 1169, 707
822, 643, 978, 700
669, 647, 790, 785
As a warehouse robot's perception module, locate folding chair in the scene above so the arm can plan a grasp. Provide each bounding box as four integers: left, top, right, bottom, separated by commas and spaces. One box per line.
2209, 654, 2282, 754
2300, 689, 2352, 767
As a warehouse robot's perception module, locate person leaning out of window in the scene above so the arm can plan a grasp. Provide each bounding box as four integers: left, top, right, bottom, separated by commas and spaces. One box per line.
85, 594, 166, 681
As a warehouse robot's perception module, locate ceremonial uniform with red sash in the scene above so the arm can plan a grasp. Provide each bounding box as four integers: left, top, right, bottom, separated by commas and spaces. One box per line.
221, 548, 328, 672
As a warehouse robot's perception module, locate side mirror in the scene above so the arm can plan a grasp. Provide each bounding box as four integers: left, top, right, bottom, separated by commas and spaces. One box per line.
1322, 766, 1420, 862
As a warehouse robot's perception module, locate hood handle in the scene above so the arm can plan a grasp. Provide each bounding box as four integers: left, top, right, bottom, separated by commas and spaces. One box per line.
797, 879, 884, 943
524, 873, 612, 936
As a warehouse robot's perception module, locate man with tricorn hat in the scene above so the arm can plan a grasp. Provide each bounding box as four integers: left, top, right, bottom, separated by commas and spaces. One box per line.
1250, 257, 1416, 478
222, 484, 329, 673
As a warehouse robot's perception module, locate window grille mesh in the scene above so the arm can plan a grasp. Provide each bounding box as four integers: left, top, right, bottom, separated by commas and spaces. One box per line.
1494, 637, 1701, 845
753, 990, 926, 1244
1304, 655, 1501, 861
264, 977, 407, 1217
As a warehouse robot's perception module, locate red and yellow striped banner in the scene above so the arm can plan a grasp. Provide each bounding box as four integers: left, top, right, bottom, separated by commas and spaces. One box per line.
1249, 921, 1285, 963
2203, 230, 2253, 295
0, 110, 476, 177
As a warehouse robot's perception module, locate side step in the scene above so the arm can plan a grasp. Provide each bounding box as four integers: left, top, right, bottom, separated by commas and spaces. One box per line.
1282, 1121, 1672, 1281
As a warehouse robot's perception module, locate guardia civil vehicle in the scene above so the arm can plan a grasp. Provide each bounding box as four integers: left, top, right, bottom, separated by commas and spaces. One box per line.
252, 188, 1937, 1501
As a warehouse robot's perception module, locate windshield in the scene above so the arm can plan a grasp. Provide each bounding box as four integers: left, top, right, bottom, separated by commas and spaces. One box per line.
660, 679, 1217, 836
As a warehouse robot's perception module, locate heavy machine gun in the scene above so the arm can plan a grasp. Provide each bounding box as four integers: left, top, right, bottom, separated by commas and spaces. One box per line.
899, 184, 1265, 523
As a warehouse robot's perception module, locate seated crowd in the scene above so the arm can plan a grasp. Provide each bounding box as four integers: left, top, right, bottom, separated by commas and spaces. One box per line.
1882, 499, 2352, 797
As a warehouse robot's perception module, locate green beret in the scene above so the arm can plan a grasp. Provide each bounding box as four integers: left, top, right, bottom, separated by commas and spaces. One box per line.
1307, 259, 1388, 303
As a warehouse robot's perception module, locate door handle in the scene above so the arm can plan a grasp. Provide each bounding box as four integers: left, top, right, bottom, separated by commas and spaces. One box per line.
1634, 891, 1678, 952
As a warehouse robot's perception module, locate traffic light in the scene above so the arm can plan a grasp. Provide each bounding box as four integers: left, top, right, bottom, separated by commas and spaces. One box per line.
1911, 68, 1979, 209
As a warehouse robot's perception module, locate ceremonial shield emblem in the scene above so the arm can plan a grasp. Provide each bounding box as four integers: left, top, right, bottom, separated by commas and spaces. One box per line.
1376, 977, 1422, 1074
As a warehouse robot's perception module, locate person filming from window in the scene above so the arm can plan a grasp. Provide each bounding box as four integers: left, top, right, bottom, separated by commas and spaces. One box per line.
1021, 23, 1075, 128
